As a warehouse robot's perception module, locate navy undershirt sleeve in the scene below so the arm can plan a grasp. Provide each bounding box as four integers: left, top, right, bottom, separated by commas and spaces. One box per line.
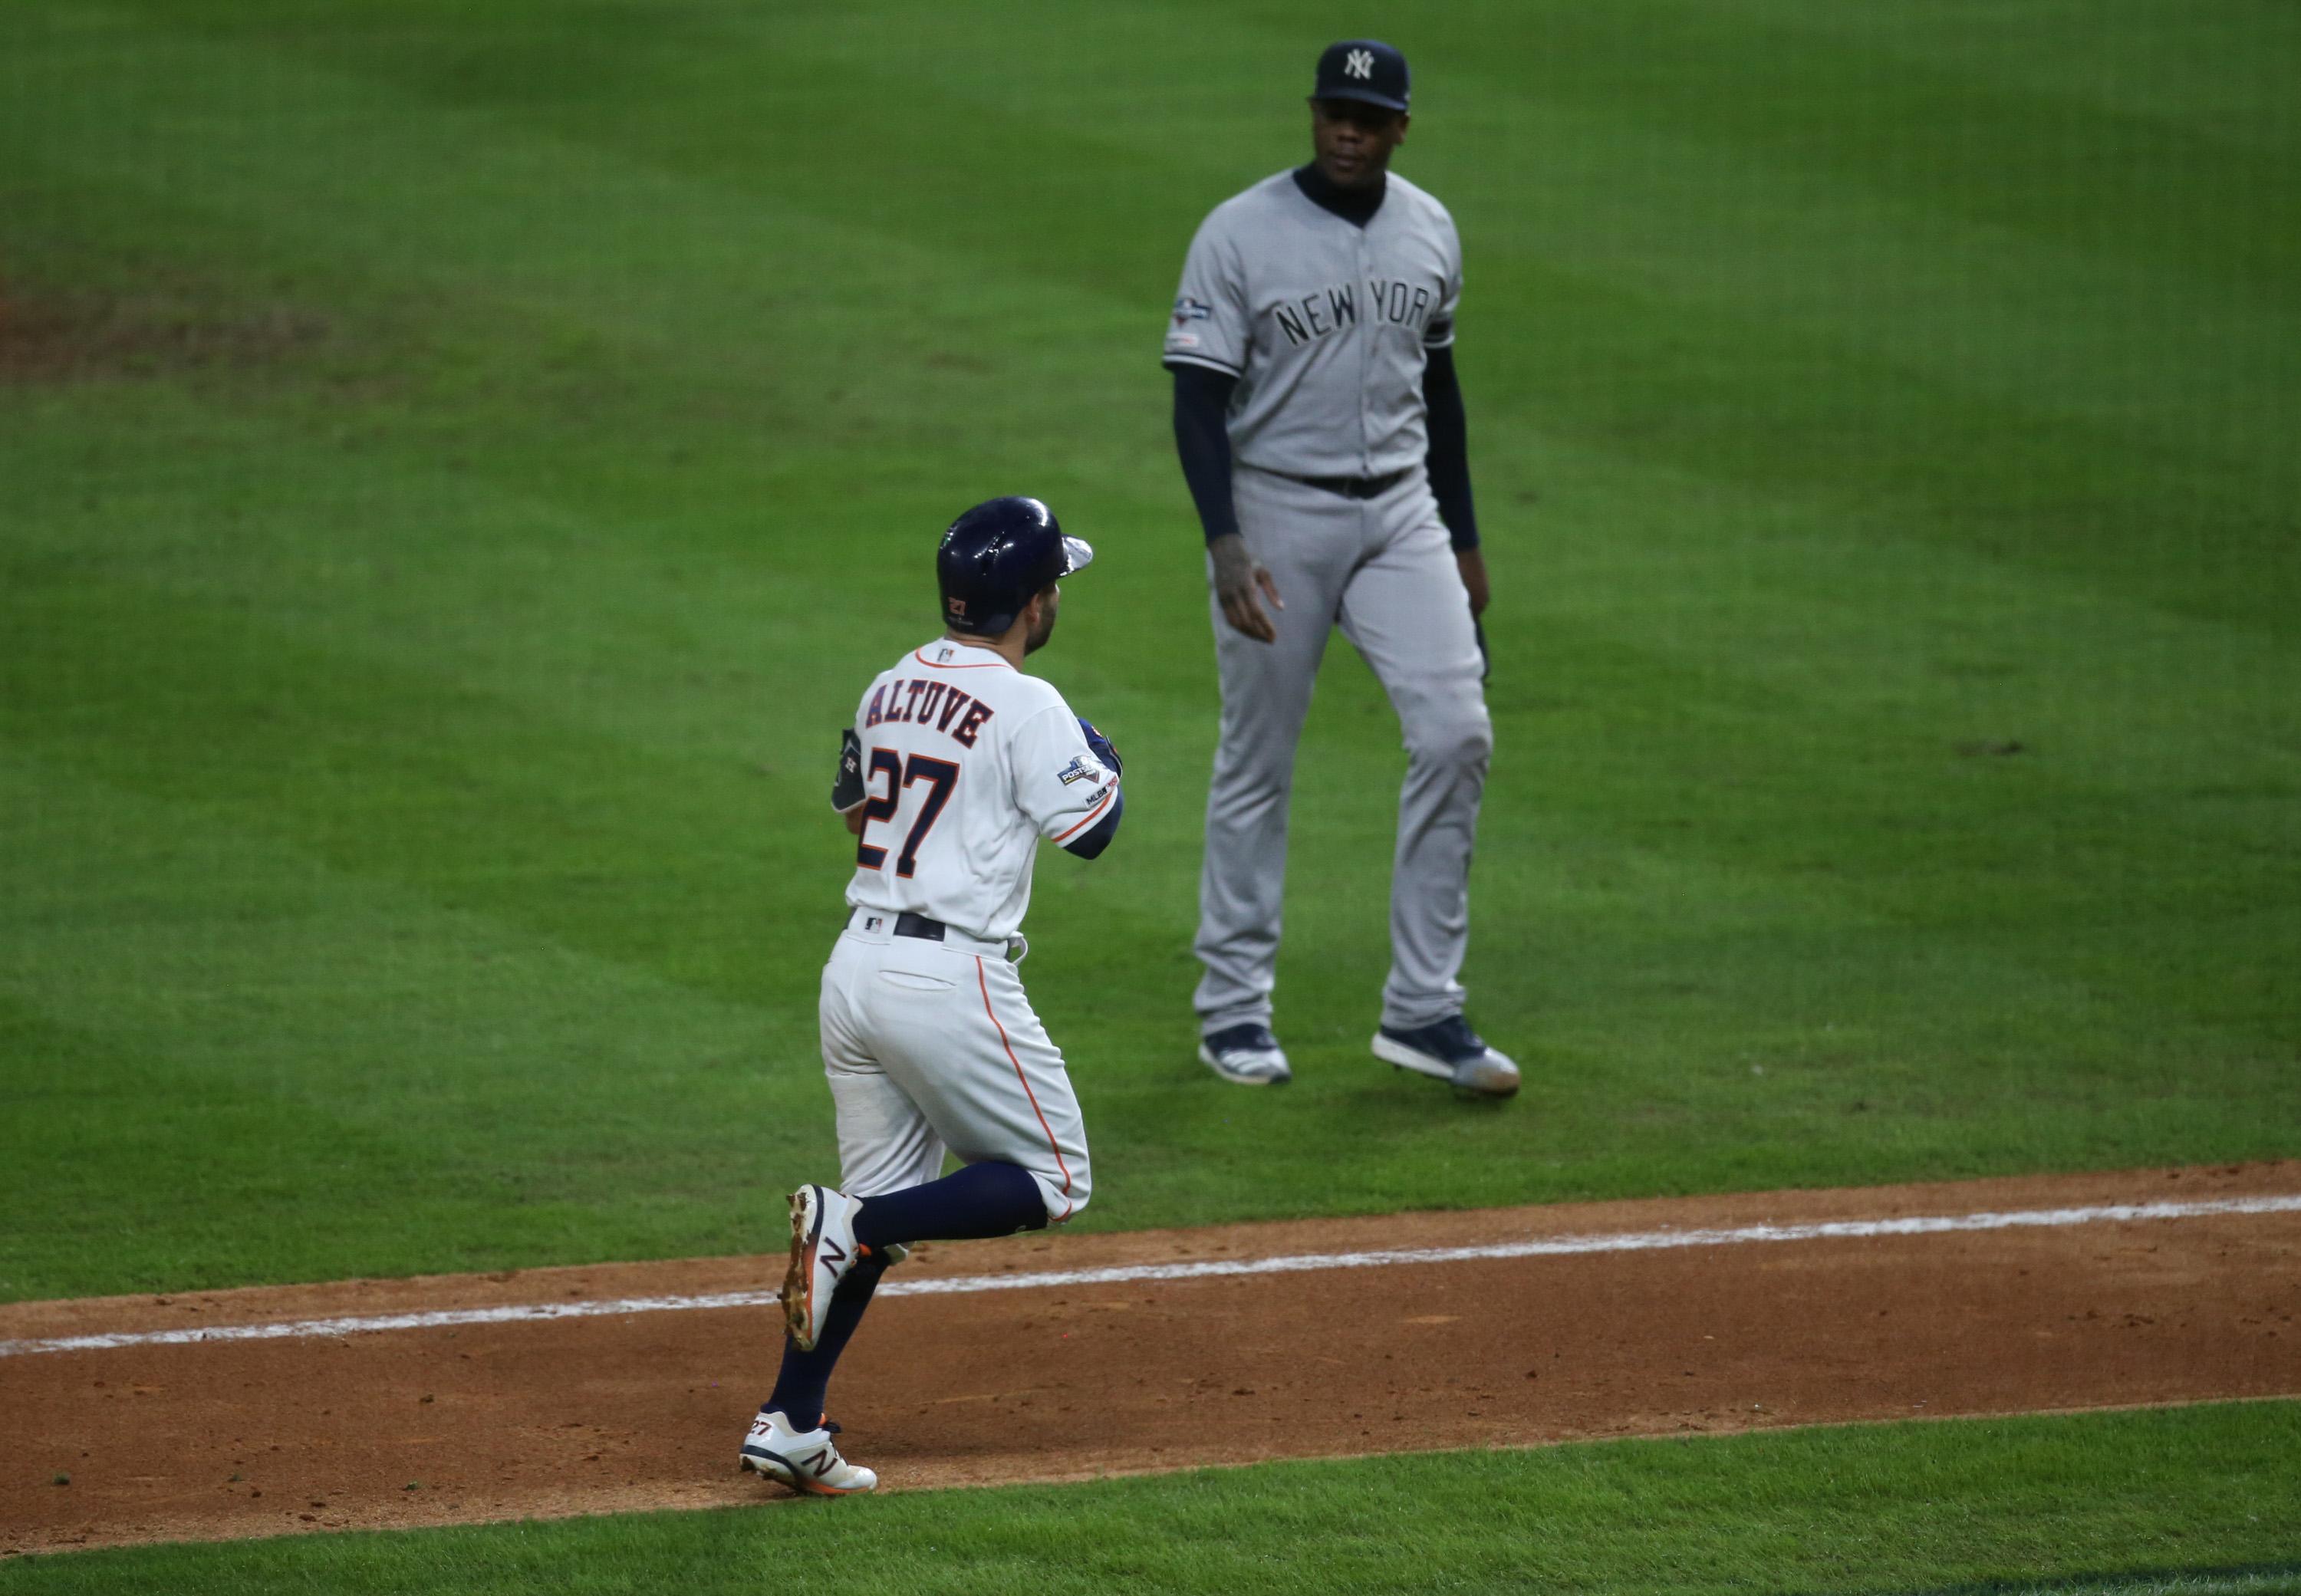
1424, 344, 1479, 551
1169, 364, 1241, 545
1061, 786, 1124, 860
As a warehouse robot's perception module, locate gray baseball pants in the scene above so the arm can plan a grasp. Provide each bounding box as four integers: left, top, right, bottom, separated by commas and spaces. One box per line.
1195, 462, 1492, 1036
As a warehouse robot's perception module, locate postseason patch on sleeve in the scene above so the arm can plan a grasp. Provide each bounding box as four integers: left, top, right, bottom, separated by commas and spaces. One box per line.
1167, 296, 1213, 350
1055, 754, 1106, 788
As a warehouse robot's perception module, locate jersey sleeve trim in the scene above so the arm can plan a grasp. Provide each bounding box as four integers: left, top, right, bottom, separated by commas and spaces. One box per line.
1162, 352, 1244, 377
1052, 782, 1117, 842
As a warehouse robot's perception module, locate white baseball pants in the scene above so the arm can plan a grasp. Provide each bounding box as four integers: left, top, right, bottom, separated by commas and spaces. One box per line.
819, 912, 1090, 1224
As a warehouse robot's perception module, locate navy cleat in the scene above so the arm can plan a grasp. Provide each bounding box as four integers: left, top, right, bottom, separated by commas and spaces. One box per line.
1373, 1015, 1519, 1098
1197, 1022, 1292, 1086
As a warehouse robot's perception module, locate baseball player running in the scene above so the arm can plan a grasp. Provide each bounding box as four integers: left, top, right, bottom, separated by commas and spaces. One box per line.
739, 496, 1124, 1495
1164, 40, 1517, 1097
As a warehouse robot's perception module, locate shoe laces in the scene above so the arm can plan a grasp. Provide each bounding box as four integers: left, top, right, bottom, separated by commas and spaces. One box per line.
1209, 1022, 1277, 1053
764, 1408, 841, 1438
1425, 1015, 1484, 1059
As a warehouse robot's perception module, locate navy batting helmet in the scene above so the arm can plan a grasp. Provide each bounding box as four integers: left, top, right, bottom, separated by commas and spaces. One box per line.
936, 495, 1095, 636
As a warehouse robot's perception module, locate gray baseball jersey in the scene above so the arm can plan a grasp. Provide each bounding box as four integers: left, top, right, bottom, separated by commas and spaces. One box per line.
1164, 169, 1461, 479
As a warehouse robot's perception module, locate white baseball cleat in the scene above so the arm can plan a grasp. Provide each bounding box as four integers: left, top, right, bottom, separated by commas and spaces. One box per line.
1198, 1022, 1292, 1085
739, 1408, 877, 1496
1373, 1016, 1520, 1098
780, 1183, 865, 1352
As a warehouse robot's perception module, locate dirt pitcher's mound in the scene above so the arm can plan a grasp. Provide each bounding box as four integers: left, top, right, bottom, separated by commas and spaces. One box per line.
4, 1163, 2298, 1555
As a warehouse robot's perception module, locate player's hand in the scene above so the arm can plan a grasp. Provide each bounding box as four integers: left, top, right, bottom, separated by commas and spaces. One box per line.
1210, 534, 1283, 643
1454, 546, 1490, 619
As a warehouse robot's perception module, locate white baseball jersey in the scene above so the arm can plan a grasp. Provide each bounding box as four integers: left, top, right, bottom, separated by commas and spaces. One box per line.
825, 633, 1112, 1226
843, 637, 1118, 942
1164, 169, 1461, 479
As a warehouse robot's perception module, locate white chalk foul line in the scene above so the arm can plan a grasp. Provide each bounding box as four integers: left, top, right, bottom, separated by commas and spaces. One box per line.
5, 1193, 2297, 1360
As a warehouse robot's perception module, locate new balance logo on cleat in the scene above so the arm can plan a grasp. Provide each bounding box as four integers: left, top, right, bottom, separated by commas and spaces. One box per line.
739, 1408, 878, 1496
783, 1185, 866, 1352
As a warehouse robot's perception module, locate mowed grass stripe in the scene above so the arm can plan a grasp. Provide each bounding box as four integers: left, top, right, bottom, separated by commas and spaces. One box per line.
4, 548, 2291, 1288
1404, 0, 2298, 299
19, 1, 2293, 659
0, 751, 828, 1298
8, 8, 1167, 429
10, 444, 2286, 1078
1484, 256, 2296, 634
0, 578, 854, 1006
13, 212, 2283, 1048
55, 0, 2296, 499
1715, 0, 2301, 153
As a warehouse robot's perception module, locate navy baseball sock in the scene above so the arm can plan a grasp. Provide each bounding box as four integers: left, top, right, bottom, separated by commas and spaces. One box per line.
852, 1160, 1050, 1248
766, 1250, 889, 1430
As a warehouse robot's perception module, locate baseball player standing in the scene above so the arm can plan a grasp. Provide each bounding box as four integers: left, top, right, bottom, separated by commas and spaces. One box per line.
1164, 40, 1517, 1098
739, 495, 1124, 1495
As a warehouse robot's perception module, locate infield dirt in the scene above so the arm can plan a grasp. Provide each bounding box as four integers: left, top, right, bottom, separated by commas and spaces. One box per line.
5, 1162, 2298, 1555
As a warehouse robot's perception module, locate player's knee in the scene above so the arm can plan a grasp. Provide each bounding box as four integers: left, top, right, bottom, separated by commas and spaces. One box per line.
1407, 707, 1492, 774
1034, 1160, 1091, 1225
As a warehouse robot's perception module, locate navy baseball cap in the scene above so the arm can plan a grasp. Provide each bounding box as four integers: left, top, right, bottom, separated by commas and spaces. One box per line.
1312, 39, 1410, 113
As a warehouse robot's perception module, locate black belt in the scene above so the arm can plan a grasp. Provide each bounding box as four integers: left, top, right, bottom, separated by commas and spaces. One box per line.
1281, 467, 1409, 500
852, 907, 1019, 961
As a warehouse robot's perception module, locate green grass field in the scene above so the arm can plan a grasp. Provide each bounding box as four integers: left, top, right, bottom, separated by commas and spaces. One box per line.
4, 0, 2297, 1587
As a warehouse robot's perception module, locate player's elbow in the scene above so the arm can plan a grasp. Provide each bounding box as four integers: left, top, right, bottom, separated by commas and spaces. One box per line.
1061, 788, 1124, 860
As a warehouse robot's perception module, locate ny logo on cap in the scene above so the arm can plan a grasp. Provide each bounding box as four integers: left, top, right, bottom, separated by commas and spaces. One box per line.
1345, 48, 1374, 78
